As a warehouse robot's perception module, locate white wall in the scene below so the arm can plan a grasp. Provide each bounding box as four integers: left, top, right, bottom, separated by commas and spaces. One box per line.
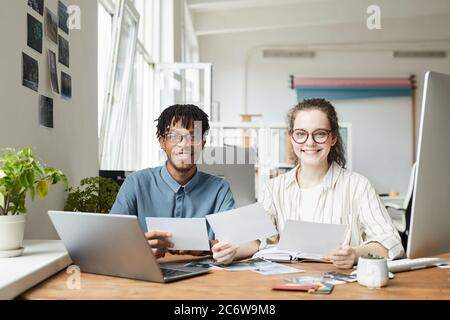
0, 0, 98, 239
199, 16, 450, 194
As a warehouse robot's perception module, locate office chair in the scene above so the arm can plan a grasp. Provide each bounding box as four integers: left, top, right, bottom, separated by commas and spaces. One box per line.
385, 163, 416, 251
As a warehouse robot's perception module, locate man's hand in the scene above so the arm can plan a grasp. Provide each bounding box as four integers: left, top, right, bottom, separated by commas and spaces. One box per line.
145, 231, 174, 259
212, 242, 239, 265
323, 245, 357, 269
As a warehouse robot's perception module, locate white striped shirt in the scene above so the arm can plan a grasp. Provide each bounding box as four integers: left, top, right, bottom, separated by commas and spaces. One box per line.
259, 162, 405, 259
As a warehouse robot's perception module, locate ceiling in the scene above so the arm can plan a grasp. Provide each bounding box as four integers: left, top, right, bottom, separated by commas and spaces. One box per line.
186, 0, 450, 49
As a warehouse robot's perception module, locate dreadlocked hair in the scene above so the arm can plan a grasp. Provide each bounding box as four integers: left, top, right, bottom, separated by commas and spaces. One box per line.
155, 104, 210, 139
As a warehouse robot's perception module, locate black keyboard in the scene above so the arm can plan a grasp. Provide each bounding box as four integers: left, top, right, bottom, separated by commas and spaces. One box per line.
161, 268, 192, 278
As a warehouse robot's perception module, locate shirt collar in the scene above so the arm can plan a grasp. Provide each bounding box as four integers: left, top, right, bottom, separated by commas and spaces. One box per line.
184, 168, 200, 193
322, 162, 343, 190
285, 165, 299, 188
161, 163, 199, 193
285, 162, 343, 190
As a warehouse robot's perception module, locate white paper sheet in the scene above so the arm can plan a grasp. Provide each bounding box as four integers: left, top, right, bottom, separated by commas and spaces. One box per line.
145, 217, 210, 251
278, 220, 347, 254
205, 202, 277, 245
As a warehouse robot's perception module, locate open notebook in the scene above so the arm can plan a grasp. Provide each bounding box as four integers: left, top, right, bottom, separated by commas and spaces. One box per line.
253, 246, 326, 263
252, 221, 348, 263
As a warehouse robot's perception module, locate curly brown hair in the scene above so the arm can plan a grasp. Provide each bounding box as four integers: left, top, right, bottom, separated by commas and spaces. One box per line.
287, 98, 346, 168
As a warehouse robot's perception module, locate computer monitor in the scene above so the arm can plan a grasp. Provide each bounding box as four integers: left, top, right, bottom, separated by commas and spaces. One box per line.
198, 146, 256, 208
99, 170, 130, 186
407, 71, 450, 258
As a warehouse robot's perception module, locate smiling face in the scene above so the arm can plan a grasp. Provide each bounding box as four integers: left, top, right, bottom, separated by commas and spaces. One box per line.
291, 109, 337, 168
159, 119, 205, 173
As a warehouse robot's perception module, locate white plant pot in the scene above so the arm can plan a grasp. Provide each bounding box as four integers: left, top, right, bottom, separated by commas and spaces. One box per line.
357, 257, 389, 289
0, 214, 27, 256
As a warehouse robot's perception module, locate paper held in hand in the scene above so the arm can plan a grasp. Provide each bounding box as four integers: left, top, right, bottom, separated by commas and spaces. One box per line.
206, 202, 277, 245
253, 220, 347, 262
146, 217, 211, 251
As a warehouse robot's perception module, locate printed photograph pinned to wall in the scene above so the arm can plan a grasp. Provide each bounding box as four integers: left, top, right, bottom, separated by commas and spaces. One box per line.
22, 52, 39, 92
47, 49, 60, 94
27, 14, 43, 54
61, 71, 72, 100
28, 0, 44, 16
39, 95, 54, 129
58, 1, 69, 35
58, 35, 69, 68
44, 7, 58, 44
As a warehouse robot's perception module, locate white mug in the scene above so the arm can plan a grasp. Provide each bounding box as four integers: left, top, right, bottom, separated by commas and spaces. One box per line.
357, 257, 389, 289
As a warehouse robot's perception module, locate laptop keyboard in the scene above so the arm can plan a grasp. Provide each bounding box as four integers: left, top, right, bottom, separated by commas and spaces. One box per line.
161, 268, 192, 278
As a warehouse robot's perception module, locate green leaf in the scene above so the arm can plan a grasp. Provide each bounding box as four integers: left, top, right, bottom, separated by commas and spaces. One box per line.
36, 181, 49, 200
27, 171, 35, 186
20, 174, 29, 188
29, 186, 35, 201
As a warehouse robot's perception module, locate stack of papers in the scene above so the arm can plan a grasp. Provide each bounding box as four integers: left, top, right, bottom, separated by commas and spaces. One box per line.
285, 272, 357, 286
183, 257, 304, 276
221, 258, 304, 275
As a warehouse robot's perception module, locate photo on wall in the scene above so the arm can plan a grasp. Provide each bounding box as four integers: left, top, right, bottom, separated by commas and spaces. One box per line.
27, 14, 43, 54
58, 35, 70, 68
61, 71, 72, 100
28, 0, 44, 16
39, 95, 54, 129
47, 49, 59, 94
45, 7, 58, 44
58, 1, 69, 34
22, 52, 39, 92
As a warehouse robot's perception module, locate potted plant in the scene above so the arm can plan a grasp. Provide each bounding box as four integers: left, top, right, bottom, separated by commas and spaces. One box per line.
356, 253, 389, 289
64, 176, 119, 213
0, 147, 67, 258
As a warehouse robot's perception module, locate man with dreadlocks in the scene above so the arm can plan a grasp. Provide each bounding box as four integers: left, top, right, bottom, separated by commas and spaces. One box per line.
111, 104, 235, 259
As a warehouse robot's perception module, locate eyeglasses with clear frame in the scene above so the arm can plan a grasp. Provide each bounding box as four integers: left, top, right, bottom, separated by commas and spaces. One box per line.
164, 132, 204, 145
291, 129, 332, 144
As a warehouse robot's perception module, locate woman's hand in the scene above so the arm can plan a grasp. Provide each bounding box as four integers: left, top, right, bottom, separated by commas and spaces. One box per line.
212, 242, 239, 265
323, 245, 357, 269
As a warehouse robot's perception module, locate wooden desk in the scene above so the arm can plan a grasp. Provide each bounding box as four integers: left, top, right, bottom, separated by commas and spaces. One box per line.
21, 253, 450, 300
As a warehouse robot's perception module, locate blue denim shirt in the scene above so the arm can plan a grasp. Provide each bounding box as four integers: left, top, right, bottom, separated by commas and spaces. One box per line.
110, 164, 235, 239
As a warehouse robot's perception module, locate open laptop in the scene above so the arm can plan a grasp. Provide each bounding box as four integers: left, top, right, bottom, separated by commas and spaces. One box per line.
48, 211, 210, 283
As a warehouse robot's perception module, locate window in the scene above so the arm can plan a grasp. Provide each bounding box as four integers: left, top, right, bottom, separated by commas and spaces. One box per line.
98, 0, 160, 171
97, 1, 114, 136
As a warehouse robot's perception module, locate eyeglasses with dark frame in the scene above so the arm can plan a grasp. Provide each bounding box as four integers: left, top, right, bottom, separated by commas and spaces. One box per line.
164, 131, 205, 145
291, 129, 332, 144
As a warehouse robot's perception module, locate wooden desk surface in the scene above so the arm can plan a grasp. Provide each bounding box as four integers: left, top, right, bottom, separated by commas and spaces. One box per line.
21, 253, 450, 300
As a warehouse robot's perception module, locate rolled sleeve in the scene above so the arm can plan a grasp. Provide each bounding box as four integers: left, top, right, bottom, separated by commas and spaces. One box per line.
357, 178, 405, 260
